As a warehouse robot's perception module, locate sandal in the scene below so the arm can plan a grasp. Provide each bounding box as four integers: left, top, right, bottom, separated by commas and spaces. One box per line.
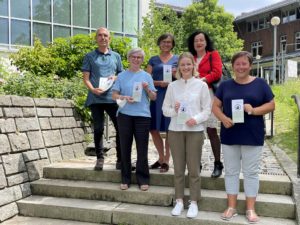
160, 163, 169, 173
150, 160, 161, 169
140, 184, 149, 191
246, 210, 259, 224
120, 184, 129, 190
220, 207, 238, 221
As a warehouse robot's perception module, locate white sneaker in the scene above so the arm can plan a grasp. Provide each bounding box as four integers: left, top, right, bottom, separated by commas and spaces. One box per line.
186, 201, 198, 218
171, 200, 184, 216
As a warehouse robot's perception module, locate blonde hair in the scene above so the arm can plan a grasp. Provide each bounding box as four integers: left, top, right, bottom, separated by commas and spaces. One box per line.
176, 52, 198, 79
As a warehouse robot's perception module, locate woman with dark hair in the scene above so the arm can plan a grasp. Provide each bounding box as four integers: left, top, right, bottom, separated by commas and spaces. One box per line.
187, 30, 223, 178
146, 33, 179, 173
212, 51, 275, 223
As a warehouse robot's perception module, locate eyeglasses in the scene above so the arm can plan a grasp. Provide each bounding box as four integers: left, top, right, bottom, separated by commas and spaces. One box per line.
130, 55, 143, 60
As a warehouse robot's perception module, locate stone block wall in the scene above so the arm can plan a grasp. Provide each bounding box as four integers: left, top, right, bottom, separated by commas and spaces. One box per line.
0, 95, 90, 222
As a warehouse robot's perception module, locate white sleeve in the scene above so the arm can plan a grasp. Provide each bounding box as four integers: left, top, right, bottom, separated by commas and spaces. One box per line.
162, 84, 177, 117
192, 83, 212, 124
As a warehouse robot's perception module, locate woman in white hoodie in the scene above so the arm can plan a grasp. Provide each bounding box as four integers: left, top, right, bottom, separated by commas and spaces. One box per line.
162, 52, 211, 219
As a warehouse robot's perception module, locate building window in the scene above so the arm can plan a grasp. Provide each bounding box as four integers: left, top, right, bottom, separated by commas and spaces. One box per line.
33, 23, 51, 45
11, 0, 30, 19
0, 18, 9, 44
54, 0, 71, 25
247, 17, 268, 32
73, 0, 89, 27
32, 0, 51, 22
283, 9, 297, 23
124, 0, 138, 34
108, 0, 122, 32
91, 0, 106, 29
251, 41, 263, 57
11, 20, 30, 45
0, 0, 8, 16
280, 35, 287, 52
295, 32, 300, 50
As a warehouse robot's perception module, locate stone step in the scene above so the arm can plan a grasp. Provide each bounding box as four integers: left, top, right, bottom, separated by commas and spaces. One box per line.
31, 179, 295, 219
1, 216, 103, 225
17, 196, 296, 225
43, 162, 292, 195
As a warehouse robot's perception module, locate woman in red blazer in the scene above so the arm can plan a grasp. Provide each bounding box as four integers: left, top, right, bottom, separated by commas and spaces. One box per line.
187, 30, 223, 178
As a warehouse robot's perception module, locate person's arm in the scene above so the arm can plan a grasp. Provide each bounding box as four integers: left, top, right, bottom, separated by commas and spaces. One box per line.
244, 100, 275, 116
204, 51, 223, 84
82, 71, 104, 95
212, 96, 234, 128
162, 85, 178, 117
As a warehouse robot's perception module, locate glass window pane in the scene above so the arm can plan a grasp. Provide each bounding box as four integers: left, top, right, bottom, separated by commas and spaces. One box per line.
53, 25, 70, 39
32, 0, 51, 22
0, 0, 8, 16
0, 18, 8, 44
54, 0, 71, 25
108, 0, 122, 32
73, 0, 89, 27
11, 20, 30, 45
124, 0, 138, 34
11, 0, 30, 19
91, 0, 106, 29
33, 23, 51, 45
73, 28, 89, 36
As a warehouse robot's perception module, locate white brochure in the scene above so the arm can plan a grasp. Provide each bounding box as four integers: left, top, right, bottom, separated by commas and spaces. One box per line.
231, 99, 244, 123
132, 82, 142, 102
99, 77, 114, 91
177, 102, 189, 125
163, 65, 172, 83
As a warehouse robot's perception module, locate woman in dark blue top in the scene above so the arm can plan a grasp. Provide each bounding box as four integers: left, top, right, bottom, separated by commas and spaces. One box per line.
146, 34, 178, 172
212, 51, 275, 223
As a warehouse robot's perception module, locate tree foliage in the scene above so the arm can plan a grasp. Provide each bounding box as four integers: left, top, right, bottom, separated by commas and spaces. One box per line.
138, 0, 243, 61
138, 0, 184, 56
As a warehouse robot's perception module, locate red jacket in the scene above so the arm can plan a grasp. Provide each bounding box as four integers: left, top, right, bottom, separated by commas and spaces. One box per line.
195, 50, 222, 88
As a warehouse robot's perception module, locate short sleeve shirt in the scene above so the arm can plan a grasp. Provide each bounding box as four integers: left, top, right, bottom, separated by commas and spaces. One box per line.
82, 49, 123, 106
215, 78, 274, 146
112, 70, 156, 117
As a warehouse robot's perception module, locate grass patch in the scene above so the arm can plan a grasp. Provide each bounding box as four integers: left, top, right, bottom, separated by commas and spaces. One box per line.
270, 78, 300, 162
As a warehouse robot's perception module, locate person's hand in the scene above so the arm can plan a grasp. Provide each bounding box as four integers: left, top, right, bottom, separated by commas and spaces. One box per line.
175, 101, 180, 113
123, 96, 134, 103
244, 103, 254, 115
142, 81, 149, 90
160, 81, 169, 87
186, 118, 197, 127
92, 88, 105, 95
221, 116, 234, 128
108, 75, 117, 81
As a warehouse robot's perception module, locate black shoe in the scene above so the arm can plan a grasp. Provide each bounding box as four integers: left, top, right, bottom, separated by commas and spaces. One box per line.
116, 161, 121, 170
200, 163, 202, 172
94, 158, 104, 171
211, 161, 223, 178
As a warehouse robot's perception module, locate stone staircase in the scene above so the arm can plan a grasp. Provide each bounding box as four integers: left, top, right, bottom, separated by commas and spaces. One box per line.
14, 161, 296, 225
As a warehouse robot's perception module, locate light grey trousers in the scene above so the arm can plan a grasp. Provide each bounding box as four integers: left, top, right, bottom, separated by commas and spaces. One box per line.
222, 144, 262, 197
168, 131, 204, 201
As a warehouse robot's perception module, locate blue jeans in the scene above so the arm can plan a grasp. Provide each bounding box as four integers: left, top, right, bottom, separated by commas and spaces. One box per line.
222, 144, 262, 197
117, 113, 151, 186
90, 103, 121, 162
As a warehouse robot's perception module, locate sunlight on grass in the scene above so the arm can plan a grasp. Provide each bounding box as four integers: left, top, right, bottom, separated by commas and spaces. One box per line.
271, 78, 300, 162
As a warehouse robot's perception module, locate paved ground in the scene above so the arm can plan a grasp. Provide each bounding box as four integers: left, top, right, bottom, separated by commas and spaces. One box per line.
86, 135, 286, 176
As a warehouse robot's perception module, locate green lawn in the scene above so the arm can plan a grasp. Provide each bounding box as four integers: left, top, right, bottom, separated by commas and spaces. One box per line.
270, 78, 300, 162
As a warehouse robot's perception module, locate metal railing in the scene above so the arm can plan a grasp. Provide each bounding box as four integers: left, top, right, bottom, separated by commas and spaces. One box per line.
292, 94, 300, 178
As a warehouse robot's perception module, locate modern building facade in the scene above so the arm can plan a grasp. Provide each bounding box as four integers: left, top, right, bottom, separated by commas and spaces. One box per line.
234, 0, 300, 83
0, 0, 146, 52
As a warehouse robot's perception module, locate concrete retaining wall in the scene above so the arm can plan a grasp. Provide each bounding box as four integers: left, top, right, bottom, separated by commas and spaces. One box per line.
0, 95, 90, 222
